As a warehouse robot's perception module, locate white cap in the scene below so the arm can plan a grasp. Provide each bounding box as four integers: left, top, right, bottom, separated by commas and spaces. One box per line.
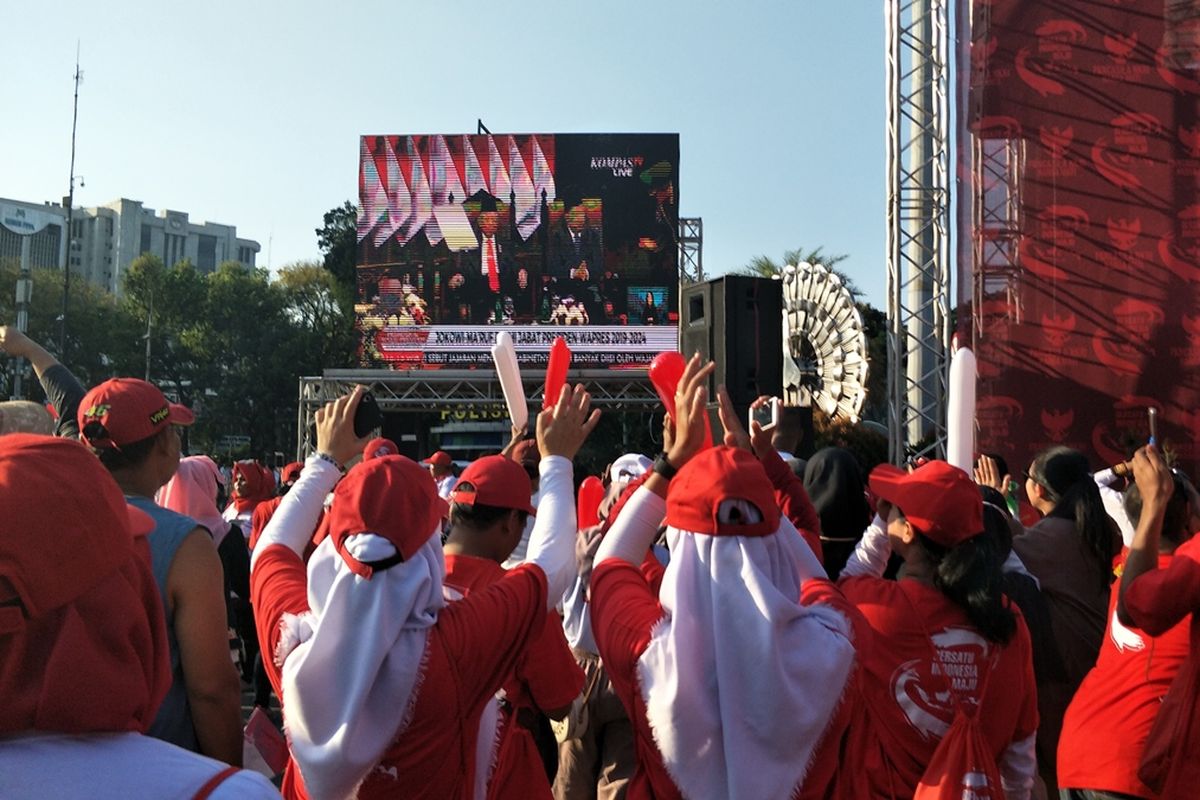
608, 453, 653, 486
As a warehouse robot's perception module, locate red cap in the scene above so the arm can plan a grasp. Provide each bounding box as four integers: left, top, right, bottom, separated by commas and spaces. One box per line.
363, 437, 399, 461
511, 439, 540, 467
78, 378, 194, 449
327, 455, 449, 578
280, 461, 305, 484
451, 455, 537, 515
0, 434, 155, 627
666, 447, 780, 537
421, 450, 452, 467
868, 460, 983, 548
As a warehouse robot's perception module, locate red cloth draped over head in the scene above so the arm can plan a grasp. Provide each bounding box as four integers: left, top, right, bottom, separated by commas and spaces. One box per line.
0, 434, 170, 735
230, 460, 276, 514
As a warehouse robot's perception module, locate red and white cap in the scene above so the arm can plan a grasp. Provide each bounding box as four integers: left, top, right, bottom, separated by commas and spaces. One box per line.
362, 437, 399, 462
420, 450, 452, 467
78, 378, 194, 449
868, 460, 983, 548
451, 455, 537, 515
666, 447, 781, 537
327, 454, 448, 577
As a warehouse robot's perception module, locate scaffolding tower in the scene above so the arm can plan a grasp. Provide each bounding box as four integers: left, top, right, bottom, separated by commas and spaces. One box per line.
886, 0, 952, 462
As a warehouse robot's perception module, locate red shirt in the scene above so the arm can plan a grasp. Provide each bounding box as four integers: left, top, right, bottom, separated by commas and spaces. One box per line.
443, 553, 584, 800
590, 559, 856, 800
1058, 553, 1190, 798
832, 577, 1039, 799
251, 544, 549, 800
1122, 534, 1200, 799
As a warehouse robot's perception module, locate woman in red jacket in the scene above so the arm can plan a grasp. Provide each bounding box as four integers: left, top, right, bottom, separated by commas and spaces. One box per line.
835, 459, 1039, 799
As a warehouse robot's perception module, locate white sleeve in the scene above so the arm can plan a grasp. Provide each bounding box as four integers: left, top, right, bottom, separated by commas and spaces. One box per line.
594, 487, 665, 567
838, 513, 892, 578
523, 456, 577, 610
1094, 468, 1136, 547
250, 455, 341, 571
999, 731, 1036, 800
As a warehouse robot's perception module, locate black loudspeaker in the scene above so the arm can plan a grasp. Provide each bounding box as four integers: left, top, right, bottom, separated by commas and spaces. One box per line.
679, 275, 783, 411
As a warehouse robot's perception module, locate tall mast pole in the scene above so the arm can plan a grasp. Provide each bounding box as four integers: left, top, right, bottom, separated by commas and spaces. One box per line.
59, 42, 82, 357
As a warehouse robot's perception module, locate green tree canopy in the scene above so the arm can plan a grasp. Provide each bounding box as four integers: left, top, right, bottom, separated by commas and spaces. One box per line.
316, 200, 358, 291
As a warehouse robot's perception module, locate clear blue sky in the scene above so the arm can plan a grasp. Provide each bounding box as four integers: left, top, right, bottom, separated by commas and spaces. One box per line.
4, 1, 886, 307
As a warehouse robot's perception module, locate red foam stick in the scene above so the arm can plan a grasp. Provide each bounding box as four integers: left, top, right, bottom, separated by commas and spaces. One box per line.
543, 336, 572, 410
577, 475, 605, 529
648, 351, 712, 448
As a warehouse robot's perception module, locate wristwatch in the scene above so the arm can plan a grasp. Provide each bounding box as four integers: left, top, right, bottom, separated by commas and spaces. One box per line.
652, 452, 679, 480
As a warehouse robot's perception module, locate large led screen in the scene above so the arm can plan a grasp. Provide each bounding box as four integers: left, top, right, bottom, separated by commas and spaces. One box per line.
355, 133, 680, 369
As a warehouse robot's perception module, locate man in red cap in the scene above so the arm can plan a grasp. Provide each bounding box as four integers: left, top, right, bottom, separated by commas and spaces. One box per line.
588, 356, 857, 799
442, 455, 585, 799
78, 378, 242, 766
0, 434, 277, 797
422, 449, 459, 499
251, 384, 600, 799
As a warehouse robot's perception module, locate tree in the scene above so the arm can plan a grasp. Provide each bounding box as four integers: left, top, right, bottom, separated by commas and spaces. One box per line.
276, 261, 356, 371
316, 201, 358, 291
739, 246, 857, 293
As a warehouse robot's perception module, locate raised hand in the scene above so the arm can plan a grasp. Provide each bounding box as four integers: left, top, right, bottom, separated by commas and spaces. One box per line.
537, 384, 602, 461
315, 385, 372, 468
665, 354, 716, 469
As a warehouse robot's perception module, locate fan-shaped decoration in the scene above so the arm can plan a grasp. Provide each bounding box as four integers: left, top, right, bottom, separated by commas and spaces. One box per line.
779, 262, 869, 422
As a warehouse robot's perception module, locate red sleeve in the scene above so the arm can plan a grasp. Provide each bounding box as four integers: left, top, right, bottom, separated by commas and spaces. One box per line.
437, 562, 549, 712
515, 611, 586, 714
760, 448, 823, 563
250, 544, 311, 698
1124, 544, 1200, 636
589, 560, 665, 704
640, 548, 666, 597
248, 498, 281, 552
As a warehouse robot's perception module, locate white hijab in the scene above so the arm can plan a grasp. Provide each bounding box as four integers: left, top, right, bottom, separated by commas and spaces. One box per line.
637, 516, 856, 800
277, 529, 445, 800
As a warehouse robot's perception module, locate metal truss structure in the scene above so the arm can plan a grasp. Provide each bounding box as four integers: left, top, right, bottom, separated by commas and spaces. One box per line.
296, 369, 661, 457
678, 217, 703, 284
886, 0, 952, 462
971, 136, 1024, 333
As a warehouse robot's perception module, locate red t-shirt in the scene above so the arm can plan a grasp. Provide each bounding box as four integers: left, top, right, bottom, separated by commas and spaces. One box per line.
251, 544, 549, 800
1122, 534, 1200, 798
1057, 553, 1190, 798
443, 553, 584, 800
590, 558, 856, 800
832, 576, 1039, 799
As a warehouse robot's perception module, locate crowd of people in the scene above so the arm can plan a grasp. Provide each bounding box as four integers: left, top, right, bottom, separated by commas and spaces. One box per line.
2, 323, 1199, 800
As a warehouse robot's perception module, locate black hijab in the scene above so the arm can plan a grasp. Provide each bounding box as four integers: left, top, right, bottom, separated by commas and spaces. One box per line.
803, 447, 871, 580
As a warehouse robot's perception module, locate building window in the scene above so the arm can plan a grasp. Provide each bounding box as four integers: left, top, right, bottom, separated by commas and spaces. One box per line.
197, 234, 217, 272
140, 225, 152, 254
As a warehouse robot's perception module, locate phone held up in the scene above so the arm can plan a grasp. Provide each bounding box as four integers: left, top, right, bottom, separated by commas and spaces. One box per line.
749, 397, 781, 432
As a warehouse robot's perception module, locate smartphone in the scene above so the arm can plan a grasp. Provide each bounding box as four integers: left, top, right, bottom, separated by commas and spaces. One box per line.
354, 391, 383, 438
749, 397, 780, 430
1148, 406, 1158, 446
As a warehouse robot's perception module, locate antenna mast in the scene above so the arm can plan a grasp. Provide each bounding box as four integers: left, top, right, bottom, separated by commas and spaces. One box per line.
59, 43, 82, 356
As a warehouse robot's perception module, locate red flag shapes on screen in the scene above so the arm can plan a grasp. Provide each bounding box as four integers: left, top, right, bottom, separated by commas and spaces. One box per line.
510, 136, 538, 240
532, 136, 556, 215
378, 138, 412, 247
464, 135, 488, 198
358, 138, 390, 243
487, 135, 512, 203
399, 138, 432, 245
429, 135, 466, 207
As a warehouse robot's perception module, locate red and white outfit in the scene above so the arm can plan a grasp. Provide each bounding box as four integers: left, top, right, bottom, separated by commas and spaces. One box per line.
443, 554, 584, 800
589, 447, 857, 800
224, 460, 276, 535
1058, 552, 1191, 798
251, 452, 578, 800
1120, 533, 1200, 798
0, 434, 276, 800
835, 482, 1038, 799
